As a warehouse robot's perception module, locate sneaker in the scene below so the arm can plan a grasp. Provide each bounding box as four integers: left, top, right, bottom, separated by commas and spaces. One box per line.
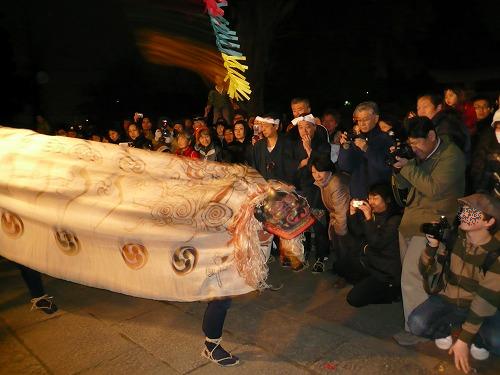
393, 330, 430, 346
30, 294, 58, 314
312, 258, 326, 274
435, 336, 453, 350
470, 344, 489, 360
292, 262, 308, 273
202, 338, 239, 367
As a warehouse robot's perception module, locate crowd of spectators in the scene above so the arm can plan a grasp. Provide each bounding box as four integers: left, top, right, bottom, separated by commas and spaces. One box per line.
29, 86, 500, 372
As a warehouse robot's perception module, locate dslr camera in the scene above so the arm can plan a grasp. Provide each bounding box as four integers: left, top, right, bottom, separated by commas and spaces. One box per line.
420, 216, 451, 242
385, 142, 415, 166
342, 130, 367, 149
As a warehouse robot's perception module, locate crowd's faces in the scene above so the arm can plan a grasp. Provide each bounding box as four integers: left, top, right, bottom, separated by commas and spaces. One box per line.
444, 89, 459, 107
291, 102, 310, 118
322, 114, 338, 134
368, 193, 387, 214
297, 121, 316, 140
417, 97, 440, 119
177, 134, 189, 149
234, 123, 246, 141
198, 131, 211, 147
216, 124, 225, 137
67, 130, 77, 138
233, 114, 245, 124
260, 121, 277, 139
123, 119, 130, 133
224, 128, 234, 143
173, 123, 184, 134
108, 130, 120, 142
193, 120, 206, 132
458, 205, 491, 232
142, 118, 152, 131
311, 165, 331, 186
184, 118, 194, 130
355, 109, 378, 133
128, 124, 140, 140
473, 99, 492, 121
408, 130, 437, 161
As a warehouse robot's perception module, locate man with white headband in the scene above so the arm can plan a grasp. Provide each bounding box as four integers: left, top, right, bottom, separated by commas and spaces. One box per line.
290, 113, 332, 273
251, 114, 304, 270
251, 114, 294, 185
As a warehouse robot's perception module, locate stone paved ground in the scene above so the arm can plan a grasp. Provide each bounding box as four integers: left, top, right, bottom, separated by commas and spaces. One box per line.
0, 257, 498, 374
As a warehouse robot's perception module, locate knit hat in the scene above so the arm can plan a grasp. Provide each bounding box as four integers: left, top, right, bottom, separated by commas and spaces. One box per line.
458, 193, 500, 222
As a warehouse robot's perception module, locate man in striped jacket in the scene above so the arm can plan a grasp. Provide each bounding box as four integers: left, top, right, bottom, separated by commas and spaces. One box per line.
408, 193, 499, 374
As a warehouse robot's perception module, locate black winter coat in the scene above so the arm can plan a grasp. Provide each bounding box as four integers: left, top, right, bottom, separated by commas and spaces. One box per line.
347, 210, 402, 283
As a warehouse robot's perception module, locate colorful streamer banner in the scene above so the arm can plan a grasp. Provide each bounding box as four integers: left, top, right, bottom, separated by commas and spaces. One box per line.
204, 0, 251, 101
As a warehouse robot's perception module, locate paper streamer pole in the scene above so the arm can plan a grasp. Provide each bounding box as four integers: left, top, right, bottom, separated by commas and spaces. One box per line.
204, 0, 251, 101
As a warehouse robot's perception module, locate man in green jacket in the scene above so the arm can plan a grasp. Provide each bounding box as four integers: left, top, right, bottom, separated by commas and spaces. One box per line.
391, 116, 466, 345
408, 193, 499, 374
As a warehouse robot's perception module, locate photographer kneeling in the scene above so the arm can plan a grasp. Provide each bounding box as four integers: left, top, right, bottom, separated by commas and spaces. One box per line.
408, 194, 499, 374
344, 184, 402, 306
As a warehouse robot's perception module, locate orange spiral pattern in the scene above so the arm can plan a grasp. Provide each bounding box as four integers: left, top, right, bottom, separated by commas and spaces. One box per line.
121, 243, 149, 270
172, 246, 198, 275
53, 228, 81, 256
1, 210, 24, 238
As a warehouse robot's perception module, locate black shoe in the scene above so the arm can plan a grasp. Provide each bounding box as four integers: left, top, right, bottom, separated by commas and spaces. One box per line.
31, 294, 58, 314
202, 338, 240, 367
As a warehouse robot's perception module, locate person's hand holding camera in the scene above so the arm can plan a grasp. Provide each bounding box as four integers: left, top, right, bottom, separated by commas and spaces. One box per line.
354, 137, 368, 152
392, 156, 409, 169
357, 200, 372, 220
340, 131, 348, 145
350, 199, 371, 219
425, 233, 439, 248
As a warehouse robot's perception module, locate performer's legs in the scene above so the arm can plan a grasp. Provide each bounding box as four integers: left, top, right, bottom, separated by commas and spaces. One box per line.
17, 264, 45, 298
201, 298, 239, 367
15, 263, 58, 314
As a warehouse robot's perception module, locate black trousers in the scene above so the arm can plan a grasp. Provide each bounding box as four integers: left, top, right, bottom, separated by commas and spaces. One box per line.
346, 275, 400, 307
16, 263, 45, 298
202, 298, 232, 339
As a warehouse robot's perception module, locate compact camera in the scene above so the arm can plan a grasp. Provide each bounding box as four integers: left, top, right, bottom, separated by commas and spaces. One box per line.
342, 130, 367, 149
352, 200, 365, 208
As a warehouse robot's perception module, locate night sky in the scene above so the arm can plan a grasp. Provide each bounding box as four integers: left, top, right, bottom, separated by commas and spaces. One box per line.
1, 0, 499, 131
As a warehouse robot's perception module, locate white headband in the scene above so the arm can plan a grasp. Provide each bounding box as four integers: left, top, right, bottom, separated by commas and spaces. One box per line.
254, 116, 280, 125
291, 114, 315, 126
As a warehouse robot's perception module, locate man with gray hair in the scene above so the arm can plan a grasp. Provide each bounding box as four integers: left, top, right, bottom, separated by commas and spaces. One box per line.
337, 101, 393, 199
